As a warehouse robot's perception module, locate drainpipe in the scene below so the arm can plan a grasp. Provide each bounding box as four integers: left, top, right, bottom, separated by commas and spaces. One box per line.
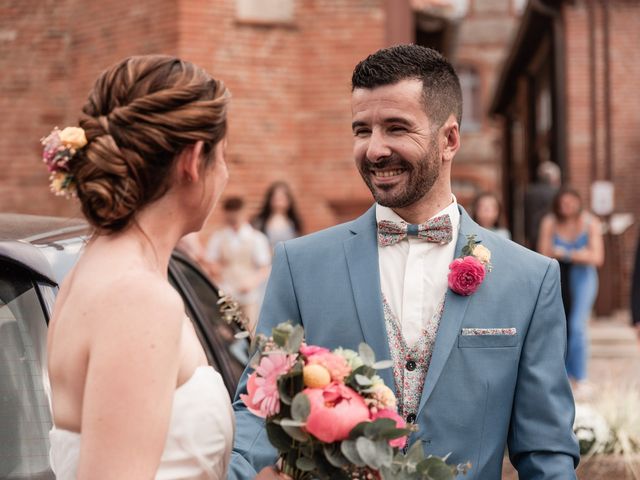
601, 0, 612, 182
530, 0, 567, 181
587, 0, 598, 188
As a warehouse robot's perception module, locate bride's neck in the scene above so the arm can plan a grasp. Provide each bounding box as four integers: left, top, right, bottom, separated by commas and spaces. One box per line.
91, 201, 189, 276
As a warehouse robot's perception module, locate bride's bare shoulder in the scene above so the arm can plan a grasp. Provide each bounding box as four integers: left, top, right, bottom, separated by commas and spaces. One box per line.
74, 269, 185, 336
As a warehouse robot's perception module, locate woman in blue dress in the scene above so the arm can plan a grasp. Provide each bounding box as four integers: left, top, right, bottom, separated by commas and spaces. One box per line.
538, 187, 604, 394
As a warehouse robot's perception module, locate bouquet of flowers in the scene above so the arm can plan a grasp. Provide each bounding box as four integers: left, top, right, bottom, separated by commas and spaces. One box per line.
241, 322, 470, 480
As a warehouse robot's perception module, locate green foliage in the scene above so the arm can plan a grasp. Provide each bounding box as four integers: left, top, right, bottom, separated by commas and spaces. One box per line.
254, 323, 471, 480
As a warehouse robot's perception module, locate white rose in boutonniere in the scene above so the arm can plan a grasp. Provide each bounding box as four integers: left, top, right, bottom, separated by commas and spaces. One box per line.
471, 244, 491, 267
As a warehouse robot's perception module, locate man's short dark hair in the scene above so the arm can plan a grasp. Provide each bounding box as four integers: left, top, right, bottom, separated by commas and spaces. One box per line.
351, 44, 462, 128
223, 196, 244, 212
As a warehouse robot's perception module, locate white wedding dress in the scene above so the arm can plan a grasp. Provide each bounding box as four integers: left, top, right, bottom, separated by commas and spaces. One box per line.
49, 366, 235, 479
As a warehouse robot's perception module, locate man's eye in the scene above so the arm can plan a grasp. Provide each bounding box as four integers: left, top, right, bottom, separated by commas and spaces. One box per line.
354, 129, 371, 136
389, 126, 407, 133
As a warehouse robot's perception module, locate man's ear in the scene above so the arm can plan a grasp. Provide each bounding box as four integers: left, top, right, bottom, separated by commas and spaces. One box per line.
441, 115, 460, 164
177, 141, 205, 183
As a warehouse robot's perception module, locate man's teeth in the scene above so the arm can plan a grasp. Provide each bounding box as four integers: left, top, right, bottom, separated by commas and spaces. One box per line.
374, 170, 404, 178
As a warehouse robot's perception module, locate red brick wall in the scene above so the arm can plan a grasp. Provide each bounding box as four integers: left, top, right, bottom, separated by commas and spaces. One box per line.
0, 0, 385, 235
564, 0, 640, 307
0, 1, 74, 216
0, 0, 179, 218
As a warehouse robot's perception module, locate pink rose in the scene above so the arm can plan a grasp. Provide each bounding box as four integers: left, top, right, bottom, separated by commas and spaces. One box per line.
372, 409, 408, 448
448, 256, 486, 296
304, 383, 371, 443
307, 352, 352, 382
300, 344, 330, 358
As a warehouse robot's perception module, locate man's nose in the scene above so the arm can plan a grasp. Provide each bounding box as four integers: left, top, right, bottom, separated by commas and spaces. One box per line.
366, 131, 391, 162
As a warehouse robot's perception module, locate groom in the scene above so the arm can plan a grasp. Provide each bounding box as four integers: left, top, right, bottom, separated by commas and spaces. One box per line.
230, 45, 579, 479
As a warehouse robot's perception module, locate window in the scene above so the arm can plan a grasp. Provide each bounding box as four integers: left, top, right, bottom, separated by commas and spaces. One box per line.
236, 0, 294, 24
457, 64, 482, 132
0, 262, 54, 479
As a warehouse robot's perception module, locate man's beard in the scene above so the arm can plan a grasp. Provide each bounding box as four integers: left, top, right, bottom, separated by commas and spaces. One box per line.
358, 144, 440, 209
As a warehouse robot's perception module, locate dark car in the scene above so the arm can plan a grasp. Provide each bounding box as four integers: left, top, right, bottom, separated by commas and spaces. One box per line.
0, 214, 248, 479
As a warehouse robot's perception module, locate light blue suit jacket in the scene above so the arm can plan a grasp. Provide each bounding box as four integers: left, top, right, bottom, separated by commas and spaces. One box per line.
229, 206, 579, 479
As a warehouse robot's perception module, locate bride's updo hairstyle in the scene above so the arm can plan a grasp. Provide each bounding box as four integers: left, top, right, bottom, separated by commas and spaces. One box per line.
73, 55, 229, 233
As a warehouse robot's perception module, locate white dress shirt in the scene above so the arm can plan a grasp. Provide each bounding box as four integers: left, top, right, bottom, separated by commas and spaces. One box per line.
376, 198, 460, 347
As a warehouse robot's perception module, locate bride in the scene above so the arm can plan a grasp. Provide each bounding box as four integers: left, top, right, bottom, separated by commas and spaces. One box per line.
46, 55, 279, 479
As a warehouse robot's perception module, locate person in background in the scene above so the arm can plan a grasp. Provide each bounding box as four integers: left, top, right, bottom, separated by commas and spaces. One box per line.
525, 161, 561, 250
253, 181, 302, 249
471, 191, 511, 239
205, 196, 271, 333
538, 187, 604, 396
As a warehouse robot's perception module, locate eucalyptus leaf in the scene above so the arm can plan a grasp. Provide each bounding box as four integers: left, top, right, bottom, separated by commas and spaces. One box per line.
341, 439, 366, 467
281, 423, 309, 442
291, 393, 311, 421
266, 423, 294, 451
279, 418, 306, 427
355, 437, 392, 469
348, 421, 369, 439
404, 440, 426, 468
296, 456, 316, 472
417, 457, 455, 480
373, 359, 394, 370
355, 374, 373, 386
358, 343, 376, 366
323, 444, 349, 468
288, 325, 305, 352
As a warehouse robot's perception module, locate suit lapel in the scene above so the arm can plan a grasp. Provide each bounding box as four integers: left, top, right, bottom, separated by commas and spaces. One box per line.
416, 207, 482, 417
343, 206, 395, 393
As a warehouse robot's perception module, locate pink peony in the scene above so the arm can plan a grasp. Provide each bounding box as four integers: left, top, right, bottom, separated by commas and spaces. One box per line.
304, 383, 371, 443
300, 344, 330, 358
448, 256, 486, 296
372, 409, 408, 448
240, 353, 297, 418
307, 352, 352, 382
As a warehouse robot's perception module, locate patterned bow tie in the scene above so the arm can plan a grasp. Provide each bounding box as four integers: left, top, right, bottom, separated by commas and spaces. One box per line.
377, 214, 453, 246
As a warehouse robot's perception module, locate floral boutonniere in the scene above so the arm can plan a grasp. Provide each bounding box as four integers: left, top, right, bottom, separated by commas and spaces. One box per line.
448, 235, 492, 296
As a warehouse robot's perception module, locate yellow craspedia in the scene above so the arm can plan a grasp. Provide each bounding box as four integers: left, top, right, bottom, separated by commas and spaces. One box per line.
59, 127, 87, 150
472, 244, 491, 265
303, 364, 331, 388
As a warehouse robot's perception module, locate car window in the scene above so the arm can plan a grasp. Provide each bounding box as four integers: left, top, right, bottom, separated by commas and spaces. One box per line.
0, 262, 55, 479
170, 255, 249, 393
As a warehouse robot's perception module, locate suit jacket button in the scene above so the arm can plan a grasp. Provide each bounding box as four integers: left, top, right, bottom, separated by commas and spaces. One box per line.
406, 413, 417, 423
405, 360, 417, 371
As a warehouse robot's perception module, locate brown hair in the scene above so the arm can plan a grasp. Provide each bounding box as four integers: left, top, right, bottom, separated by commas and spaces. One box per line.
552, 186, 583, 221
351, 44, 462, 128
72, 55, 230, 233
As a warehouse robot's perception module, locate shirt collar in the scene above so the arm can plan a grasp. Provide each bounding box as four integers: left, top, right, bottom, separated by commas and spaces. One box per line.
375, 196, 460, 230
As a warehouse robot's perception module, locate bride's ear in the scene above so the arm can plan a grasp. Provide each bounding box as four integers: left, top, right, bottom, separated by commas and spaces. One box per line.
177, 141, 205, 184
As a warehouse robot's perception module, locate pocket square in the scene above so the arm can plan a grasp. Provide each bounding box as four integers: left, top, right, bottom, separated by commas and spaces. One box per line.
461, 327, 517, 336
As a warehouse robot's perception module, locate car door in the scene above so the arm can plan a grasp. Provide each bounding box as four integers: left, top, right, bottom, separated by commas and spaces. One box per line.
0, 259, 56, 480
168, 251, 249, 397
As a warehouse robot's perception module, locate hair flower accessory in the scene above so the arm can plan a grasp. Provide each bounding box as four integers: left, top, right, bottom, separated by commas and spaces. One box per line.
40, 126, 87, 197
448, 235, 492, 296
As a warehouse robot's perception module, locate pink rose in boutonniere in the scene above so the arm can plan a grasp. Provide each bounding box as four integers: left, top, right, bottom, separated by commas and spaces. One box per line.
448, 235, 492, 296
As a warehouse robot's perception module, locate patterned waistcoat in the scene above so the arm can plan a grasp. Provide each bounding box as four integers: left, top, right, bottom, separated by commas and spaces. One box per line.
382, 295, 445, 423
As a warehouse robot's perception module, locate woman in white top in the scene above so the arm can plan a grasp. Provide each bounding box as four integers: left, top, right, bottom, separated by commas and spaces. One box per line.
46, 55, 280, 480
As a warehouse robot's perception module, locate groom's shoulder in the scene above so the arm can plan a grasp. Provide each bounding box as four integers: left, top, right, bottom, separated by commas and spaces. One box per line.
482, 228, 555, 275
285, 219, 357, 253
